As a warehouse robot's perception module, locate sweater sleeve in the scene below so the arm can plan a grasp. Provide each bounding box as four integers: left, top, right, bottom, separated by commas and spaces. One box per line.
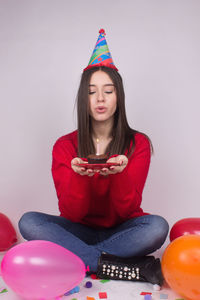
51, 139, 91, 222
109, 134, 151, 219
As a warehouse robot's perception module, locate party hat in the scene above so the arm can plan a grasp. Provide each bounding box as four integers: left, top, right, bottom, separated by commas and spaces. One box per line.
84, 29, 118, 71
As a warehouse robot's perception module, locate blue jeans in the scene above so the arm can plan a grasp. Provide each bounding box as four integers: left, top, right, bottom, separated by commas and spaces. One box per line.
18, 212, 169, 272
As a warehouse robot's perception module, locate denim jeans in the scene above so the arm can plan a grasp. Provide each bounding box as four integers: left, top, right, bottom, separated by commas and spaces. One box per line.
18, 212, 169, 272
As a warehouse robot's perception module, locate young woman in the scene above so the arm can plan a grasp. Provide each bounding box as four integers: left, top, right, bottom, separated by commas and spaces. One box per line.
19, 30, 169, 286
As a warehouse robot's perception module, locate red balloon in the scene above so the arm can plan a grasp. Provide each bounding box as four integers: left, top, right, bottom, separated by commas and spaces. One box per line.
0, 213, 17, 251
170, 218, 200, 242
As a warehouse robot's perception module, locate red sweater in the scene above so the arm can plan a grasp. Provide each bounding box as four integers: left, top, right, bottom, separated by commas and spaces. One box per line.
51, 130, 151, 229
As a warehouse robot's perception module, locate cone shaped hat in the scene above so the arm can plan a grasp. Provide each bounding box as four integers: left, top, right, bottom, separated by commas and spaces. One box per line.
84, 29, 118, 71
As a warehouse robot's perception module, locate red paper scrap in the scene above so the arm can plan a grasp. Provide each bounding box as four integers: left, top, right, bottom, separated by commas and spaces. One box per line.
99, 292, 107, 299
140, 292, 152, 295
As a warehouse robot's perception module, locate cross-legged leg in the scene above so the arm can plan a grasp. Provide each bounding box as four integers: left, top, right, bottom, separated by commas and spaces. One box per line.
95, 215, 169, 257
18, 211, 101, 272
18, 212, 169, 273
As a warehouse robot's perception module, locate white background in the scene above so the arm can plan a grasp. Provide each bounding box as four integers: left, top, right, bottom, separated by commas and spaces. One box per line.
0, 0, 200, 249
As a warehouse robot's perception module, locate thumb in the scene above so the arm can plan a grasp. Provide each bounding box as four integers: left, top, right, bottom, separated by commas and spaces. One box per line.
72, 157, 81, 164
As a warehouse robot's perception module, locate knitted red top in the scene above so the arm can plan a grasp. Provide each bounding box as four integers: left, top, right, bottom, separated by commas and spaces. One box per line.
51, 130, 151, 229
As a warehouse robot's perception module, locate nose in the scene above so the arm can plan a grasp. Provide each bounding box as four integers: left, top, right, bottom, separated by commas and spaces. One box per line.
97, 90, 105, 102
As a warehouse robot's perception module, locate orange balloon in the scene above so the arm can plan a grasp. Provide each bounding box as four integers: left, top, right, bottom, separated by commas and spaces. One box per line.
162, 235, 200, 300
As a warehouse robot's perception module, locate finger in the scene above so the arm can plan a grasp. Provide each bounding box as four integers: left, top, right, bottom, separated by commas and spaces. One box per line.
100, 168, 110, 176
86, 169, 95, 176
99, 171, 109, 177
73, 158, 81, 164
101, 167, 109, 172
107, 159, 116, 164
108, 166, 123, 174
109, 166, 115, 171
88, 173, 95, 177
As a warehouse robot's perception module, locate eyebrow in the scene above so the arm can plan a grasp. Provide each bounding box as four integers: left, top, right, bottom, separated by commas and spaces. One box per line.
89, 84, 115, 87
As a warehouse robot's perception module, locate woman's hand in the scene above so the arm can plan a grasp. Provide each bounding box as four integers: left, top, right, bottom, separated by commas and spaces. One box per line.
99, 155, 128, 176
71, 155, 128, 177
71, 157, 96, 177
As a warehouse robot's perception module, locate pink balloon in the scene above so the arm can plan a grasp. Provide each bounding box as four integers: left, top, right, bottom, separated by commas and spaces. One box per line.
1, 240, 85, 299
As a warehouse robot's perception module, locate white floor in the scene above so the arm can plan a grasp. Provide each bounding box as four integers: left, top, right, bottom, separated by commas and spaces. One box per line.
0, 253, 182, 300
0, 276, 182, 300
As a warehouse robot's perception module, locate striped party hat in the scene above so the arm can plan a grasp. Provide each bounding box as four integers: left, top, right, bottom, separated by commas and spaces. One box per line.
84, 29, 118, 71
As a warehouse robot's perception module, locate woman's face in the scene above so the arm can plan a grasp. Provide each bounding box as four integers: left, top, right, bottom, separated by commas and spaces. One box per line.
88, 70, 117, 123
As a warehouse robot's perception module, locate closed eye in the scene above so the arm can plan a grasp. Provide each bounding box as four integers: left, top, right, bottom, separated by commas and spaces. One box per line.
88, 91, 114, 94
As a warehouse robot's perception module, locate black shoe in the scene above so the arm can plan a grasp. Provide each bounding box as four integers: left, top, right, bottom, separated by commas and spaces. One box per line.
97, 253, 164, 286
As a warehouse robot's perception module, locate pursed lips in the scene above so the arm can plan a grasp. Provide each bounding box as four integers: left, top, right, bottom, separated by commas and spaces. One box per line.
95, 106, 107, 113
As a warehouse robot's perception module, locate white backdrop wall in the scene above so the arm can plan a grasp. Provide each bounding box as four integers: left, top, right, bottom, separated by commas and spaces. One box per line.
1, 0, 200, 250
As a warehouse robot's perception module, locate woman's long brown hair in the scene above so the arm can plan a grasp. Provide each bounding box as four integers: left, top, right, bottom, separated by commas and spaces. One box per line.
76, 66, 152, 158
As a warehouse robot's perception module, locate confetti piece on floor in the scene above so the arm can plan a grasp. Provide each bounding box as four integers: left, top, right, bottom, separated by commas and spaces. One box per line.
85, 281, 93, 288
90, 274, 98, 279
87, 297, 95, 300
144, 295, 152, 300
64, 285, 80, 295
71, 298, 77, 300
160, 294, 168, 299
0, 289, 8, 294
100, 279, 110, 283
140, 292, 152, 295
99, 292, 107, 299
